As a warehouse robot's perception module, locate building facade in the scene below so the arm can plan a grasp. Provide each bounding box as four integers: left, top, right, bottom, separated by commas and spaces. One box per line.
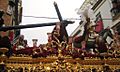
0, 0, 12, 26
0, 0, 22, 42
71, 0, 114, 37
111, 0, 120, 34
71, 0, 120, 44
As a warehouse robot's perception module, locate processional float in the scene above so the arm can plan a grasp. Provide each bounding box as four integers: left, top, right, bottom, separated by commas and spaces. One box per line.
0, 2, 120, 72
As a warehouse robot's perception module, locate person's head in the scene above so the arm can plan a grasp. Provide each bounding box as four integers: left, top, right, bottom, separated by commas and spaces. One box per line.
19, 35, 24, 41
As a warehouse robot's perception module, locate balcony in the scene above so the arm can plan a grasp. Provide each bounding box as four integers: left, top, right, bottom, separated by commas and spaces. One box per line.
110, 0, 120, 20
8, 0, 15, 7
111, 0, 117, 3
111, 7, 120, 20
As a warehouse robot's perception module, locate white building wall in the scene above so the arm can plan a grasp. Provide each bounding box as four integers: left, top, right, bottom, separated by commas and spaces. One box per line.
71, 0, 114, 37
94, 0, 113, 29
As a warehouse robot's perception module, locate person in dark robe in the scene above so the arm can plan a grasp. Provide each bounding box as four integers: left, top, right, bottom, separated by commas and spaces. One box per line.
0, 36, 12, 57
0, 10, 4, 27
99, 26, 113, 42
0, 10, 12, 57
52, 22, 68, 43
96, 26, 114, 53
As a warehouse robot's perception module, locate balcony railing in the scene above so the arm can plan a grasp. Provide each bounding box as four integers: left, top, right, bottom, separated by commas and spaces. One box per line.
111, 8, 120, 16
110, 0, 120, 19
111, 0, 117, 3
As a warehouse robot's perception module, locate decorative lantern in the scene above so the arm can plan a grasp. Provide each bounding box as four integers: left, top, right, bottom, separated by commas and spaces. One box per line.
47, 33, 52, 42
32, 39, 38, 47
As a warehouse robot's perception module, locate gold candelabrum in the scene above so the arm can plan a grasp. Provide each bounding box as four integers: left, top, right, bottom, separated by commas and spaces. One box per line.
52, 34, 65, 58
48, 35, 81, 71
0, 47, 9, 65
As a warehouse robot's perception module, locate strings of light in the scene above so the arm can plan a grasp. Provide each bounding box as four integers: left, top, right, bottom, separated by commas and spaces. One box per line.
23, 15, 114, 20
